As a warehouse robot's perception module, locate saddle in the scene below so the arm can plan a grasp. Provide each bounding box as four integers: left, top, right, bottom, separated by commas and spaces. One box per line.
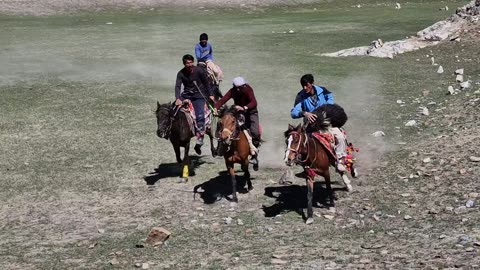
184, 101, 212, 135
310, 132, 336, 164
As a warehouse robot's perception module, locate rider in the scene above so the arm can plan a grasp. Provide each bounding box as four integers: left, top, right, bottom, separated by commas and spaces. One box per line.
290, 74, 348, 172
214, 77, 261, 169
175, 54, 214, 155
195, 33, 224, 85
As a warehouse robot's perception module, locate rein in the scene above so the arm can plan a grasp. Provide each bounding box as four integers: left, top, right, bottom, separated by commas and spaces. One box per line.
288, 131, 318, 165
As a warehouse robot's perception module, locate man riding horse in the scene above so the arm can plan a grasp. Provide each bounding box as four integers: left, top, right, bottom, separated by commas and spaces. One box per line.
214, 77, 261, 170
195, 33, 224, 86
290, 74, 349, 172
175, 54, 214, 155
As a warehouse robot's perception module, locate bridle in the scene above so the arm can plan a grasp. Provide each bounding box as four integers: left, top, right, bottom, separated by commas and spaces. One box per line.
218, 113, 238, 146
285, 130, 317, 165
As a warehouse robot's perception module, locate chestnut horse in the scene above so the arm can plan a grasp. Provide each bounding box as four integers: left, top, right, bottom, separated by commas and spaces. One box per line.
156, 101, 216, 181
284, 122, 353, 224
216, 106, 253, 204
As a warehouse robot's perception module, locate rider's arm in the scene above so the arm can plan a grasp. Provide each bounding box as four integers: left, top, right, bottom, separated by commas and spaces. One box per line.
290, 101, 304, 119
194, 43, 202, 61
325, 91, 334, 104
214, 88, 232, 109
174, 71, 183, 99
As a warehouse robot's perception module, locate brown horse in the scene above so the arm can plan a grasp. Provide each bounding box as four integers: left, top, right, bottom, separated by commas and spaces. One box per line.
216, 106, 253, 205
284, 123, 353, 224
156, 101, 216, 181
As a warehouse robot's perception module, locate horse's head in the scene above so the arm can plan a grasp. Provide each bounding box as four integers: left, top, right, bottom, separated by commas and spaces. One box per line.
155, 101, 174, 138
216, 106, 238, 147
284, 124, 307, 166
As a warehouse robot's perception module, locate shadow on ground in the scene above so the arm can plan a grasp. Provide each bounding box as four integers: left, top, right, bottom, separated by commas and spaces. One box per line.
144, 156, 209, 185
263, 181, 346, 220
193, 170, 255, 204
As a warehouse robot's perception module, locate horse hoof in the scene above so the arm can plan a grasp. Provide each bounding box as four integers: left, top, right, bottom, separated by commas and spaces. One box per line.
351, 168, 359, 178
305, 218, 314, 225
194, 144, 202, 155
253, 163, 259, 171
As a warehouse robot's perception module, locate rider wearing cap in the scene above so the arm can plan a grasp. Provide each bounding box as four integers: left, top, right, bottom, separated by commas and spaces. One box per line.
214, 77, 261, 169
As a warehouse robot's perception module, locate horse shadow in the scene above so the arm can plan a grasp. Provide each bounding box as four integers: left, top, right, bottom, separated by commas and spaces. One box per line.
193, 171, 253, 204
262, 180, 345, 220
144, 156, 208, 185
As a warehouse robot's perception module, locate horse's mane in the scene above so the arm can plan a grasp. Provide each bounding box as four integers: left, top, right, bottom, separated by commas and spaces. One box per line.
218, 105, 237, 118
156, 102, 173, 114
284, 124, 302, 138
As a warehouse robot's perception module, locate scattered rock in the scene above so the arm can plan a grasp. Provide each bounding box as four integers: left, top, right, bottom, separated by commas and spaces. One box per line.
323, 215, 335, 220
98, 228, 105, 234
88, 243, 97, 249
465, 200, 475, 208
466, 247, 475, 252
437, 65, 444, 74
372, 131, 385, 137
460, 81, 471, 89
423, 157, 432, 163
439, 234, 447, 239
456, 74, 464, 82
271, 259, 288, 265
469, 156, 480, 162
106, 22, 113, 25
421, 107, 430, 115
448, 85, 455, 95
396, 99, 404, 104
428, 209, 439, 214
110, 258, 120, 265
237, 219, 244, 225
395, 3, 401, 9
142, 263, 150, 269
405, 120, 417, 127
224, 217, 233, 225
146, 227, 171, 245
455, 68, 464, 75
135, 263, 142, 268
404, 215, 412, 220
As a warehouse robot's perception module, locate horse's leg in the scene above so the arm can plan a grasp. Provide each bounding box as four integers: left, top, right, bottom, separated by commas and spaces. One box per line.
207, 128, 217, 157
306, 175, 314, 225
227, 160, 238, 204
241, 162, 252, 191
173, 143, 182, 164
340, 172, 353, 192
181, 143, 190, 181
324, 172, 335, 208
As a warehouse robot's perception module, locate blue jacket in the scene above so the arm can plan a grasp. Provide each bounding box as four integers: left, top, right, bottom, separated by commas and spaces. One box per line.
291, 85, 334, 118
195, 42, 214, 62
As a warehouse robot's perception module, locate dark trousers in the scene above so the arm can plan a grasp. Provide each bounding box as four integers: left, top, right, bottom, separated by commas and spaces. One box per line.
245, 112, 260, 146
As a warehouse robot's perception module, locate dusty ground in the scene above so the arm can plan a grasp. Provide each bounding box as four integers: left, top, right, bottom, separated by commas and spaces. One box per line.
1, 1, 479, 269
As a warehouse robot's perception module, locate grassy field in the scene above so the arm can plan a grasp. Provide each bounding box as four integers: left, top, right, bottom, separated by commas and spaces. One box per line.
1, 0, 479, 269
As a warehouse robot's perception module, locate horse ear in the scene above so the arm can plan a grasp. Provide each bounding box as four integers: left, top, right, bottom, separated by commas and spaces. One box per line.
288, 124, 295, 131
296, 124, 302, 131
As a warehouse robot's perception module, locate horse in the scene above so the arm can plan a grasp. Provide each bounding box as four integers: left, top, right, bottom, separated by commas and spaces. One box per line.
216, 106, 253, 205
284, 118, 353, 224
155, 101, 216, 181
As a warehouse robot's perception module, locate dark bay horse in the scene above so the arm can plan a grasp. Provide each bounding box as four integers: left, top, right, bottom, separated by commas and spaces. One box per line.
156, 101, 216, 181
284, 121, 353, 224
216, 106, 253, 205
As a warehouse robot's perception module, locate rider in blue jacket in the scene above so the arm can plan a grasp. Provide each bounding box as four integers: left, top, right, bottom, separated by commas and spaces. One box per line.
291, 82, 334, 120
290, 74, 347, 172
